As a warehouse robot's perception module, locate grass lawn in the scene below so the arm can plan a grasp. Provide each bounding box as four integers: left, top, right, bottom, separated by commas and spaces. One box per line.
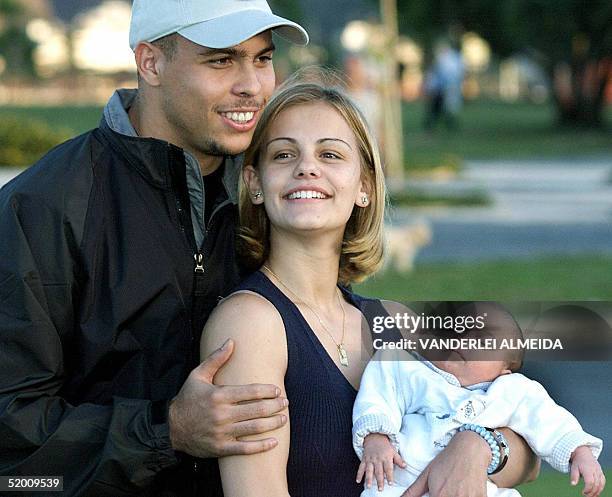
516, 469, 611, 497
354, 255, 612, 301
401, 99, 612, 169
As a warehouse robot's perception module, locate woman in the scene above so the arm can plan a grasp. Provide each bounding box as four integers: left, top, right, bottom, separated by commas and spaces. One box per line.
200, 75, 537, 497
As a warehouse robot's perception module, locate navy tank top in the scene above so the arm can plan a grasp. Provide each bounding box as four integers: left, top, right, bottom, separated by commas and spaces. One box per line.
195, 270, 398, 496
237, 270, 363, 497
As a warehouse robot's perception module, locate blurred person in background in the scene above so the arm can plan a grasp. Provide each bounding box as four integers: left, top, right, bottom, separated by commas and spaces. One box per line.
424, 39, 465, 131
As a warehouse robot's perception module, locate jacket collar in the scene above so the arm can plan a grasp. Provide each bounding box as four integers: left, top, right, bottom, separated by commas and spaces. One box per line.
100, 88, 240, 203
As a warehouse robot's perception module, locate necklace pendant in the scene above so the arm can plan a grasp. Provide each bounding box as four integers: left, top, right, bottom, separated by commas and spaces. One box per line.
338, 344, 349, 367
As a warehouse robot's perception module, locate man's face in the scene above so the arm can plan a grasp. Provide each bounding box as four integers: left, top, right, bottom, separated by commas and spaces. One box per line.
156, 31, 276, 160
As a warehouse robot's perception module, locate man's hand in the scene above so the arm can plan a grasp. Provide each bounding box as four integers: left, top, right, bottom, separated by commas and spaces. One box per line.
402, 431, 490, 497
168, 339, 288, 458
357, 433, 406, 491
570, 446, 606, 497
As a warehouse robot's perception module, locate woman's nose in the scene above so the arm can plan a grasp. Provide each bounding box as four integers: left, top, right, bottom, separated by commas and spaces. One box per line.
294, 157, 321, 178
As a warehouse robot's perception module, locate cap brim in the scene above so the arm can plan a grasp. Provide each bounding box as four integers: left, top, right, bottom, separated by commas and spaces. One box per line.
177, 9, 309, 49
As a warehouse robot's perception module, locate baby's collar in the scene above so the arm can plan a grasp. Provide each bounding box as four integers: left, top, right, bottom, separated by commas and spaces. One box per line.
410, 352, 493, 391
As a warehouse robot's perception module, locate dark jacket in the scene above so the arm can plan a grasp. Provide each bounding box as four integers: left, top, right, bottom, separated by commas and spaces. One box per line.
0, 115, 243, 495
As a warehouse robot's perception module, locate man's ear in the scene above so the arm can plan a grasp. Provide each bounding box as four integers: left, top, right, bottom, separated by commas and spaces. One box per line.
134, 42, 165, 87
243, 165, 264, 204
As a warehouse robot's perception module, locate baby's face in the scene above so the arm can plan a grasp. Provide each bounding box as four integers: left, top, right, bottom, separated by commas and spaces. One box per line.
431, 356, 511, 387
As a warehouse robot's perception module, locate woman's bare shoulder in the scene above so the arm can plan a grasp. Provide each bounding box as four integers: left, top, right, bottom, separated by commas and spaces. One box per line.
200, 291, 288, 376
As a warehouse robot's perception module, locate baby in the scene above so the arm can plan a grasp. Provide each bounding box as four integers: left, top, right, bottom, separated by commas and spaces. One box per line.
352, 302, 605, 497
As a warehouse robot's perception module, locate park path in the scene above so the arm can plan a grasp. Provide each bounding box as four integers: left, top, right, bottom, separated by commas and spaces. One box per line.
394, 158, 612, 262
0, 168, 24, 188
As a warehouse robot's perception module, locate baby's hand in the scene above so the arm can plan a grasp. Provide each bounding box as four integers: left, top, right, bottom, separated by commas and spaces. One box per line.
570, 445, 606, 497
357, 433, 406, 491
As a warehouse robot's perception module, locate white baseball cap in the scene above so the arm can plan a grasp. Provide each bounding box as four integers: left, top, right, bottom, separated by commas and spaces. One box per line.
129, 0, 309, 51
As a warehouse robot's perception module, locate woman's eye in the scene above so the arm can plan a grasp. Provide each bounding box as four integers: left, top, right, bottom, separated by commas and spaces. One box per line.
258, 55, 273, 64
321, 151, 341, 159
274, 152, 294, 160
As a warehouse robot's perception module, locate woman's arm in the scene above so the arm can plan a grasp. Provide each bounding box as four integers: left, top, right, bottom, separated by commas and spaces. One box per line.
491, 428, 540, 486
200, 292, 291, 497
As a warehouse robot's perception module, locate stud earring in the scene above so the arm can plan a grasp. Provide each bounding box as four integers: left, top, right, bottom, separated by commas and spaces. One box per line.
253, 191, 263, 200
361, 195, 368, 205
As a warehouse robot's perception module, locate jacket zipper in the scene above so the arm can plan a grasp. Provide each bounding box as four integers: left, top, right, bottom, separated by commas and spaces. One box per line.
192, 197, 229, 275
193, 253, 205, 273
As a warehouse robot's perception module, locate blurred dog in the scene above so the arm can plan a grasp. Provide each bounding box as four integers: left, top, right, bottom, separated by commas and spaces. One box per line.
384, 221, 433, 272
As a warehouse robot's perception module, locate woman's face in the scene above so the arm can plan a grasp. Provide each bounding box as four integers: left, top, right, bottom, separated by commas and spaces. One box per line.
244, 102, 369, 236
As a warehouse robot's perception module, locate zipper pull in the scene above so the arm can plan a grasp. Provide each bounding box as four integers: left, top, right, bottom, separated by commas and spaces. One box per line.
194, 253, 205, 273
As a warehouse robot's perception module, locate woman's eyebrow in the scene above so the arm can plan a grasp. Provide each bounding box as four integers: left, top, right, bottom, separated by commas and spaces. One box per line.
265, 137, 296, 149
317, 138, 352, 150
265, 137, 353, 150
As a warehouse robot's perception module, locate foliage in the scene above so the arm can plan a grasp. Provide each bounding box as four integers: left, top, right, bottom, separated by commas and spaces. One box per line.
0, 0, 21, 15
0, 116, 71, 167
268, 0, 305, 26
0, 0, 36, 76
384, 0, 612, 61
373, 0, 612, 126
0, 105, 103, 135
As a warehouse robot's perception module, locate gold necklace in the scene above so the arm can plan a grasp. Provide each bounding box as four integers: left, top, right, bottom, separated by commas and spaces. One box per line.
262, 265, 349, 367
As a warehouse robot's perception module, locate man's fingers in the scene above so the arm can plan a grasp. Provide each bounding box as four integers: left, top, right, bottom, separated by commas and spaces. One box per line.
231, 397, 288, 422
220, 437, 279, 456
217, 383, 283, 404
232, 414, 288, 438
401, 465, 429, 497
197, 339, 234, 382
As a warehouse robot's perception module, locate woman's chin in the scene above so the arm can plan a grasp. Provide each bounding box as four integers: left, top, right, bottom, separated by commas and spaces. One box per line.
276, 218, 345, 234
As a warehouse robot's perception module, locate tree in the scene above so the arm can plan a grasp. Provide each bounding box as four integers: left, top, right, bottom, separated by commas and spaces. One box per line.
383, 0, 612, 127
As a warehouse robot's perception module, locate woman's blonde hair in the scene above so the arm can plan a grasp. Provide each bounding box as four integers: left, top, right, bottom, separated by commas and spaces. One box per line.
238, 68, 386, 286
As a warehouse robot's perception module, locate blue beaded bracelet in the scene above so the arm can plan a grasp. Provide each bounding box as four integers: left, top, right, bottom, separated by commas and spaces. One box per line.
487, 428, 510, 475
458, 423, 501, 474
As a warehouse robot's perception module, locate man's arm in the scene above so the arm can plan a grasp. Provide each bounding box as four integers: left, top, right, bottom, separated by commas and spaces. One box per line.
0, 187, 177, 496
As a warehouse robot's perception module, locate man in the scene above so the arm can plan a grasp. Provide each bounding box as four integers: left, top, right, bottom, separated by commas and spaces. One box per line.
0, 1, 307, 495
